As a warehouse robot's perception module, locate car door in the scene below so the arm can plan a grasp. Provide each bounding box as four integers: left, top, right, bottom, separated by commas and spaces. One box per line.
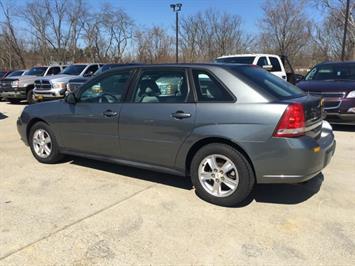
119, 68, 196, 168
59, 70, 134, 157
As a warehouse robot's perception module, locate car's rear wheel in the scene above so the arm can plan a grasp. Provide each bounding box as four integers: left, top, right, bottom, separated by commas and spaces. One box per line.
29, 122, 63, 163
8, 98, 21, 104
190, 143, 254, 206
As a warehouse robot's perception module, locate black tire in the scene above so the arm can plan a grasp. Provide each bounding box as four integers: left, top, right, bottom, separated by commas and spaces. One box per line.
26, 89, 34, 104
190, 143, 255, 207
29, 122, 64, 164
8, 98, 21, 104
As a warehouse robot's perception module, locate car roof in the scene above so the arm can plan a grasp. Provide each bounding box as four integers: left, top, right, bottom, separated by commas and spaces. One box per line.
217, 54, 280, 59
318, 61, 355, 66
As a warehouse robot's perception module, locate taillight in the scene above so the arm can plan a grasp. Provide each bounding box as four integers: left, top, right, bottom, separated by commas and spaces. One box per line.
273, 103, 305, 138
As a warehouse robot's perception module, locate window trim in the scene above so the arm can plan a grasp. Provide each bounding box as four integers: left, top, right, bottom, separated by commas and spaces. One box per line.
190, 68, 236, 103
76, 69, 136, 104
126, 67, 192, 104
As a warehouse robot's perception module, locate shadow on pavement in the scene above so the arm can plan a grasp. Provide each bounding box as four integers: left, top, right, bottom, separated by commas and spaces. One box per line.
332, 124, 355, 132
69, 156, 324, 206
252, 173, 324, 205
6, 102, 27, 106
69, 156, 193, 190
0, 112, 8, 120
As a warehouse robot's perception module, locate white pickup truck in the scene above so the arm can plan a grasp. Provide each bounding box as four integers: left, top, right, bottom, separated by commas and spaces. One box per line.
215, 54, 301, 84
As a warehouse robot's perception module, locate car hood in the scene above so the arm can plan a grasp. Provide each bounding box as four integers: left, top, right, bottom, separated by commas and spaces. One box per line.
297, 80, 355, 92
40, 74, 79, 83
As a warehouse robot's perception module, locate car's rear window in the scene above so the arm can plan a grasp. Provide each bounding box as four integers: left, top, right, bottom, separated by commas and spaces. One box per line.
216, 56, 255, 64
229, 66, 305, 99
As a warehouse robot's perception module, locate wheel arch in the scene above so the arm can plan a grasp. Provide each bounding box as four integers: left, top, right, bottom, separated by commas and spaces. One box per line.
185, 137, 256, 177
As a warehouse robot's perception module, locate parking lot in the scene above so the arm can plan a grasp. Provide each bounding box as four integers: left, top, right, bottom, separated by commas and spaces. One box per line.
0, 101, 354, 265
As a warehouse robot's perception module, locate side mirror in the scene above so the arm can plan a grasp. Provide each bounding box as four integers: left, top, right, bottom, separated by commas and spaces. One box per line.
59, 88, 66, 96
262, 65, 273, 71
65, 92, 77, 104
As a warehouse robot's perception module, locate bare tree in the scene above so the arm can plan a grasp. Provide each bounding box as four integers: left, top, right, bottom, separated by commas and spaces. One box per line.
135, 26, 173, 63
258, 0, 312, 64
0, 0, 26, 68
313, 0, 355, 60
179, 9, 252, 62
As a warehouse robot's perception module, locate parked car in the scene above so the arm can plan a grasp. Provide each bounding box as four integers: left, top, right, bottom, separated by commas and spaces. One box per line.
67, 64, 135, 93
216, 54, 288, 80
33, 63, 101, 101
297, 61, 355, 125
0, 65, 65, 104
17, 64, 335, 206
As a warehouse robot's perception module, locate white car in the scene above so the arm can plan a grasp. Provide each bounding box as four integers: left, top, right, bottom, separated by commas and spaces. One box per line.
215, 54, 287, 81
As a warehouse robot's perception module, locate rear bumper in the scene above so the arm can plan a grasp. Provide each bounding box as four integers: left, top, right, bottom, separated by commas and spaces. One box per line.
250, 121, 336, 184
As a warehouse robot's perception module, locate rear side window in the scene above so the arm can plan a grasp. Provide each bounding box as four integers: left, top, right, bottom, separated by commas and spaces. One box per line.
192, 70, 234, 102
269, 57, 282, 72
230, 66, 305, 99
133, 70, 188, 103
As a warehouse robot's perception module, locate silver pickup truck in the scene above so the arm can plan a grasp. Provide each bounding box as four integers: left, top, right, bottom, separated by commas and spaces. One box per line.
0, 65, 64, 104
33, 63, 101, 102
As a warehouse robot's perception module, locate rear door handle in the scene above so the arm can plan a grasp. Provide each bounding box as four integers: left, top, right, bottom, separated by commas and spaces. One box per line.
103, 110, 118, 117
171, 111, 191, 119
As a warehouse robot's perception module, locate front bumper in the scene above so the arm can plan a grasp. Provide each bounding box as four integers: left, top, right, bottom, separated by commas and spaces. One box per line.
252, 121, 336, 184
0, 88, 26, 99
324, 97, 355, 124
33, 88, 64, 100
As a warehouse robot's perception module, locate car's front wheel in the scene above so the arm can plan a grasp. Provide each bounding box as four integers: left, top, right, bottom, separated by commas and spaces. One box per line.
190, 144, 254, 207
29, 122, 63, 163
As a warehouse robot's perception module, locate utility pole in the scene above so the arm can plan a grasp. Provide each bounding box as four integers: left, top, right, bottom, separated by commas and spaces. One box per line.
341, 0, 350, 61
170, 3, 182, 63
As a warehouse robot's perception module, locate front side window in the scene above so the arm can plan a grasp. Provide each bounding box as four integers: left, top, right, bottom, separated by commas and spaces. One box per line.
193, 70, 234, 102
269, 57, 282, 72
47, 67, 61, 75
133, 70, 188, 103
257, 57, 268, 67
84, 65, 99, 77
79, 72, 131, 103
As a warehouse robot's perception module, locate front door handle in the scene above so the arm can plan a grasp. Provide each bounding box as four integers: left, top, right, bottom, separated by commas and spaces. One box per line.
171, 110, 191, 119
103, 110, 118, 117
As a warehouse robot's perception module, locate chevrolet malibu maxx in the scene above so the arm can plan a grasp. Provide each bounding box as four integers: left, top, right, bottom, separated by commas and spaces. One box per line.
17, 64, 336, 206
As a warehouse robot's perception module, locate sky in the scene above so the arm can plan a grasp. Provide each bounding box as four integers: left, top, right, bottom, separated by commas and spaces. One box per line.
89, 0, 268, 34
1, 0, 324, 35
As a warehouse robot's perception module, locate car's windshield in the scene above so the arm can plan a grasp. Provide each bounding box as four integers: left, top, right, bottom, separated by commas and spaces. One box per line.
0, 71, 7, 77
62, 65, 87, 75
305, 63, 355, 81
26, 67, 47, 76
230, 65, 305, 99
216, 56, 255, 64
7, 70, 24, 77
